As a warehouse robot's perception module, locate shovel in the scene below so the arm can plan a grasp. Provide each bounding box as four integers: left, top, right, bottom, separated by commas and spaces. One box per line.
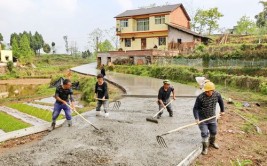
157, 115, 217, 148
66, 104, 99, 130
146, 100, 174, 124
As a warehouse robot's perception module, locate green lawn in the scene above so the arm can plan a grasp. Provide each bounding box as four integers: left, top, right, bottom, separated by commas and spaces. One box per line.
7, 103, 63, 122
0, 111, 31, 132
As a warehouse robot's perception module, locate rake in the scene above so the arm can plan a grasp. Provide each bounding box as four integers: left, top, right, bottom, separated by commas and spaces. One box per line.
157, 115, 217, 148
146, 100, 174, 124
66, 104, 99, 130
95, 98, 121, 111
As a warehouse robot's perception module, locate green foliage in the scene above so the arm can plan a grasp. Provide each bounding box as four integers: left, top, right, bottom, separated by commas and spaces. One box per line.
8, 103, 63, 122
43, 43, 51, 54
0, 111, 31, 132
192, 7, 223, 34
255, 1, 267, 27
235, 16, 257, 35
6, 61, 14, 72
111, 65, 267, 95
31, 31, 44, 55
203, 68, 267, 77
79, 77, 97, 103
230, 159, 253, 166
82, 50, 92, 59
0, 33, 3, 42
18, 34, 34, 63
98, 39, 114, 52
11, 36, 19, 57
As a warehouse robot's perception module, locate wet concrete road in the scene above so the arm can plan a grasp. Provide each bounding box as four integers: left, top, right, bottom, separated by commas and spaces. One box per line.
0, 63, 203, 166
71, 62, 202, 96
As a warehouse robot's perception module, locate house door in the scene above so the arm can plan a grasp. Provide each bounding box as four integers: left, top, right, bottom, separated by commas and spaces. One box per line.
141, 38, 146, 50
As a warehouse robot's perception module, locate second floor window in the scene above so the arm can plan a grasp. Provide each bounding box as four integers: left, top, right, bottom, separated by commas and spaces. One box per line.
120, 19, 128, 27
137, 18, 149, 31
125, 38, 131, 47
155, 16, 165, 24
159, 37, 166, 46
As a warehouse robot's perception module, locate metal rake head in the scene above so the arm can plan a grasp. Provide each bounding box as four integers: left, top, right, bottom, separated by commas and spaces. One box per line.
156, 135, 168, 148
112, 101, 121, 111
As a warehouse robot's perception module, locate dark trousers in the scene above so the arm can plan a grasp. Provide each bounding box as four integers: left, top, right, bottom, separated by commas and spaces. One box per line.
198, 122, 217, 141
158, 101, 173, 116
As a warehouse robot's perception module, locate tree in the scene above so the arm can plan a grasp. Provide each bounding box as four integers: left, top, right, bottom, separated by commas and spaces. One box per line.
43, 43, 51, 53
31, 31, 44, 55
235, 16, 257, 35
0, 33, 3, 42
104, 27, 119, 50
192, 7, 223, 34
18, 34, 34, 63
88, 28, 104, 53
98, 39, 114, 52
63, 36, 69, 54
82, 50, 92, 59
255, 1, 267, 27
11, 36, 19, 57
51, 42, 56, 54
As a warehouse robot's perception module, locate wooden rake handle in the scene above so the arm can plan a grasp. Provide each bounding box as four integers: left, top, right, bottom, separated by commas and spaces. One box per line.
153, 99, 175, 118
66, 104, 99, 130
161, 115, 217, 136
94, 98, 109, 101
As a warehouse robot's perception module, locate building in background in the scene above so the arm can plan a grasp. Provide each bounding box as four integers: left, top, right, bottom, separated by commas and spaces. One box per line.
98, 4, 209, 66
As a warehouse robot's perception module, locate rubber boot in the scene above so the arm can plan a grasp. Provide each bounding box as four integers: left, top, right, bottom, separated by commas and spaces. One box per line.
104, 112, 109, 118
202, 142, 209, 155
67, 120, 72, 127
209, 135, 219, 149
48, 122, 56, 132
169, 111, 173, 117
96, 111, 101, 116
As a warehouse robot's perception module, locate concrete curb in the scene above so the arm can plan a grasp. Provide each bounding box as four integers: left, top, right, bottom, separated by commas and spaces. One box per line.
0, 119, 65, 143
177, 145, 202, 166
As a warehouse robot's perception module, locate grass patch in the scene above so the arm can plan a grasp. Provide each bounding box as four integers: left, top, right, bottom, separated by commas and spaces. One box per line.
0, 111, 31, 132
7, 103, 63, 122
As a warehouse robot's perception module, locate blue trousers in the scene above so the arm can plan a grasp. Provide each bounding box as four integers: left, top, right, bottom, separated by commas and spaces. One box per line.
52, 102, 72, 122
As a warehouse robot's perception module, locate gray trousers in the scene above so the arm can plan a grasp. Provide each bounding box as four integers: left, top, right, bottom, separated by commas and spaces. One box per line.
158, 101, 173, 116
198, 121, 217, 142
96, 100, 109, 113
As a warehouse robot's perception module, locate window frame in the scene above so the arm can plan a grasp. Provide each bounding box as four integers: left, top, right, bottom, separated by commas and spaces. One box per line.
158, 37, 166, 46
137, 18, 149, 31
125, 38, 131, 47
120, 19, 129, 28
155, 16, 165, 25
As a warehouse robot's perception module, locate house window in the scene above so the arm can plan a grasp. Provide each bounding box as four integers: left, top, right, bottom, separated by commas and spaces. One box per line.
137, 18, 149, 31
155, 16, 165, 24
120, 19, 128, 27
125, 38, 131, 47
159, 37, 166, 46
177, 39, 182, 44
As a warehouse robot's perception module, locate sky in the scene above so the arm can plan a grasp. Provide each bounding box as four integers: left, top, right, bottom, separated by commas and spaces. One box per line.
0, 0, 263, 53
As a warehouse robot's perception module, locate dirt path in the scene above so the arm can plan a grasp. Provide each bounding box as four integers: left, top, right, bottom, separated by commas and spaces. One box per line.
0, 97, 200, 166
0, 79, 51, 85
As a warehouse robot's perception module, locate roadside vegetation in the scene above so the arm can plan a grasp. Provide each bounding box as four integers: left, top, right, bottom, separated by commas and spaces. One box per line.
0, 111, 31, 132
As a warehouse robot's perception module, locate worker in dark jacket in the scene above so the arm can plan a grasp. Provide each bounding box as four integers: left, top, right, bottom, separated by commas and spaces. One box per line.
157, 80, 176, 119
95, 74, 109, 117
50, 79, 75, 131
193, 82, 225, 155
100, 65, 106, 77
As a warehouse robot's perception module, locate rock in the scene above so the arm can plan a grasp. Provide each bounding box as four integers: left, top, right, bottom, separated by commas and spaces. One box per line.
243, 102, 250, 107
